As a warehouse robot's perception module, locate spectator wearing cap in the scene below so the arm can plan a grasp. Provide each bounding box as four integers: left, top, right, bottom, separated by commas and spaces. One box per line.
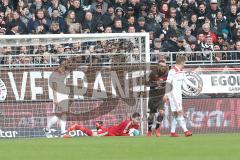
176, 36, 191, 52
159, 18, 175, 41
146, 12, 161, 37
115, 7, 125, 21
32, 9, 51, 34
101, 5, 115, 27
51, 8, 67, 33
92, 3, 104, 23
69, 0, 85, 23
91, 0, 108, 14
206, 0, 220, 22
125, 6, 135, 18
136, 16, 148, 32
216, 34, 225, 47
48, 0, 66, 17
112, 17, 123, 33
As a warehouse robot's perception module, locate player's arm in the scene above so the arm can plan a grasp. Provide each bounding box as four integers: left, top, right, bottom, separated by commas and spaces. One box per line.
165, 70, 174, 97
123, 121, 132, 134
52, 81, 59, 107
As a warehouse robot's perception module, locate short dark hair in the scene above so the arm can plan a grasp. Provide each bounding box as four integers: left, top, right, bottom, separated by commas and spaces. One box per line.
132, 112, 141, 118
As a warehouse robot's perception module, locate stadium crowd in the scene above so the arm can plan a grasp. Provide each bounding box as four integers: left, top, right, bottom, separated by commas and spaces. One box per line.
0, 0, 240, 65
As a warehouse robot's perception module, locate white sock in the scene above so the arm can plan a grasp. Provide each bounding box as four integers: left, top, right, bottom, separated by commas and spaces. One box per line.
60, 114, 67, 134
171, 117, 177, 133
47, 115, 59, 129
176, 115, 188, 132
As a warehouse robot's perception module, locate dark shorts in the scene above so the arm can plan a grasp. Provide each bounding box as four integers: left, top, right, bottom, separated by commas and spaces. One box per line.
148, 96, 164, 113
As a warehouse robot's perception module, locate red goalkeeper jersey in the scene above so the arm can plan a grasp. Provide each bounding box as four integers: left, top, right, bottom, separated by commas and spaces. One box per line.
107, 120, 139, 136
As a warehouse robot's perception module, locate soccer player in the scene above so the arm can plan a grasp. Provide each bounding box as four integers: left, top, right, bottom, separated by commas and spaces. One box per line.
66, 112, 141, 137
165, 55, 197, 137
147, 60, 169, 137
44, 58, 71, 138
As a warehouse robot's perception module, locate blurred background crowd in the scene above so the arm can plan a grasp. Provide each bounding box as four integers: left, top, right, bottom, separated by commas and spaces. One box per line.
0, 0, 240, 65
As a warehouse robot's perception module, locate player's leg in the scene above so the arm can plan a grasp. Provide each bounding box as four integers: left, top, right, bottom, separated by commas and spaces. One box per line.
168, 97, 179, 137
68, 124, 94, 136
147, 97, 159, 136
44, 103, 59, 138
176, 110, 192, 137
155, 109, 164, 137
147, 112, 154, 136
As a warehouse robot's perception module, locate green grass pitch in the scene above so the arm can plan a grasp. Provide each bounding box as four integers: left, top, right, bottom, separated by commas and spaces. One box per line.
0, 134, 239, 160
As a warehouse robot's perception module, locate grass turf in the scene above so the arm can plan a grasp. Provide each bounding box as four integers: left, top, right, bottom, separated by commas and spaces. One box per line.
0, 134, 239, 160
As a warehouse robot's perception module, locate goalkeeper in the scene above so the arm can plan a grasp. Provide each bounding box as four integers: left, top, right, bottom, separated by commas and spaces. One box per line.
65, 112, 141, 137
147, 60, 169, 137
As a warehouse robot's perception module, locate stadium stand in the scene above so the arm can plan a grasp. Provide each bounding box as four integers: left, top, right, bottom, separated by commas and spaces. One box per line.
0, 0, 240, 65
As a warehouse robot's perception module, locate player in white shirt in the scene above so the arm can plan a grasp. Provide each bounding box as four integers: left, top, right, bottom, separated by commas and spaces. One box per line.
165, 55, 196, 137
44, 58, 70, 138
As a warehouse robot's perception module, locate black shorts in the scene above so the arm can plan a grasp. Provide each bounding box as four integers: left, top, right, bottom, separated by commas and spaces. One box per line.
148, 96, 164, 113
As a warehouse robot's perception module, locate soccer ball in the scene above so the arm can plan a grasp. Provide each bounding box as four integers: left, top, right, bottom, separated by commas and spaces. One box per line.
129, 128, 140, 136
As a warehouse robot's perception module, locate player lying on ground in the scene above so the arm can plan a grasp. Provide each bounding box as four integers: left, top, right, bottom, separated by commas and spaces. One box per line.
65, 112, 141, 137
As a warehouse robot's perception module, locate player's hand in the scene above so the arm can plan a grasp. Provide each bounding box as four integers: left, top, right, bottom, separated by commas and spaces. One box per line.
163, 95, 168, 103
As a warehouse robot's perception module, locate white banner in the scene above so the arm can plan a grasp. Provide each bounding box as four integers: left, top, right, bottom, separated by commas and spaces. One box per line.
199, 74, 240, 94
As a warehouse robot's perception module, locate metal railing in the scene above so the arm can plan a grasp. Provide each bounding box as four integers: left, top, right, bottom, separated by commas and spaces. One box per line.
0, 51, 239, 67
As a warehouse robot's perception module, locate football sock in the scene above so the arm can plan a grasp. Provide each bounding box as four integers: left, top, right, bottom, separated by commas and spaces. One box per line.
60, 114, 67, 134
148, 121, 153, 132
171, 117, 177, 133
155, 114, 164, 129
177, 115, 188, 132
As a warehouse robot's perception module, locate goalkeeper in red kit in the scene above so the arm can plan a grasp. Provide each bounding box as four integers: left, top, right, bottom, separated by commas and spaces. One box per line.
65, 112, 141, 137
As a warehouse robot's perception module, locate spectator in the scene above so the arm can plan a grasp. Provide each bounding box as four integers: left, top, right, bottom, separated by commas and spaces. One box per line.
91, 0, 108, 14
82, 11, 96, 33
6, 22, 19, 35
101, 5, 115, 27
51, 8, 67, 33
32, 9, 51, 34
69, 0, 85, 23
48, 0, 67, 17
112, 17, 123, 33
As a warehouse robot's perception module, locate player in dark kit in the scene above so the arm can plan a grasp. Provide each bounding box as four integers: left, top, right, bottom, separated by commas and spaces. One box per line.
147, 60, 169, 137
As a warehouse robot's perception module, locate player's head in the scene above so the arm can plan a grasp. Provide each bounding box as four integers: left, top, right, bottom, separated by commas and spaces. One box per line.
59, 58, 68, 70
131, 112, 141, 125
157, 59, 168, 74
95, 121, 104, 130
176, 55, 186, 68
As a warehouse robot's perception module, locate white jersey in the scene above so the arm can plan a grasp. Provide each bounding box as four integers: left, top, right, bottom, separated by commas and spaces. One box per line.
51, 70, 70, 112
166, 66, 196, 112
